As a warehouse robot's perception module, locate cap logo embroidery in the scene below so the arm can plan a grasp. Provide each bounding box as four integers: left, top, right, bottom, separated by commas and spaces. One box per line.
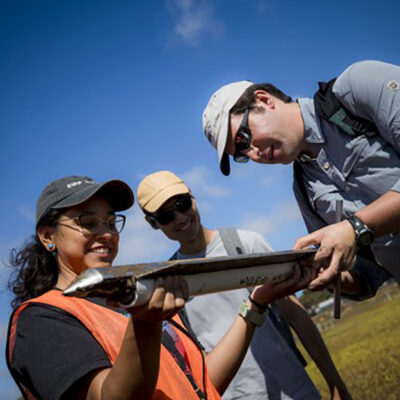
66, 179, 95, 189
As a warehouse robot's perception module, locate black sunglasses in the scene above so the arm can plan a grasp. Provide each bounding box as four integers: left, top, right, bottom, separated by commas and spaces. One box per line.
149, 194, 193, 225
233, 108, 252, 163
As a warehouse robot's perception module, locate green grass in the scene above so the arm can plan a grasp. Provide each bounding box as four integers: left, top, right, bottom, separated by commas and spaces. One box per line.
296, 286, 400, 399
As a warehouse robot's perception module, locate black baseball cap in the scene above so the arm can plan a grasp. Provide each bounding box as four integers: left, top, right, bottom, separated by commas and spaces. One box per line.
36, 175, 134, 225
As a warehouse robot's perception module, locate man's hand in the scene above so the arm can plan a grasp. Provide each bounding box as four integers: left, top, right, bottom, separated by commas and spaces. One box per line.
293, 220, 356, 291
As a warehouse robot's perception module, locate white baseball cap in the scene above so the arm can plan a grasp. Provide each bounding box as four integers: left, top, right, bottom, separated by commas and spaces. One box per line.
202, 80, 253, 176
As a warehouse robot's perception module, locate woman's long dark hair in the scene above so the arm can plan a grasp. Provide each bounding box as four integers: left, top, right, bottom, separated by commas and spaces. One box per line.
8, 209, 62, 309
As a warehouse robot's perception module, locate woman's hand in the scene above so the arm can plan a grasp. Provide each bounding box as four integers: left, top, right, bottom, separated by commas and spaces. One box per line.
85, 275, 189, 400
125, 275, 189, 323
250, 264, 315, 307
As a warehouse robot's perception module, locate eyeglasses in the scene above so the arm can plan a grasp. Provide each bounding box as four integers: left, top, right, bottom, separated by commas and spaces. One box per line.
74, 213, 126, 235
233, 108, 252, 163
149, 194, 193, 225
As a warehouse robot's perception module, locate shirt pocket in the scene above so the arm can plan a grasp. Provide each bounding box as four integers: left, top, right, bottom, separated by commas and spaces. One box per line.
342, 138, 369, 178
308, 180, 363, 225
307, 182, 339, 224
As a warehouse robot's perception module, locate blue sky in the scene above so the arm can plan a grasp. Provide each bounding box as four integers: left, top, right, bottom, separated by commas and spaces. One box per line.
1, 0, 399, 396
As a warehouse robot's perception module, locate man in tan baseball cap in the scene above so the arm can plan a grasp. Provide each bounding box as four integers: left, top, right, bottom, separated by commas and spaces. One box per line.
137, 170, 350, 400
137, 170, 190, 214
137, 170, 208, 251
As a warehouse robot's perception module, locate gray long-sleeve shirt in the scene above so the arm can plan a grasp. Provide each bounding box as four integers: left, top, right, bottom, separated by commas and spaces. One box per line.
294, 60, 400, 289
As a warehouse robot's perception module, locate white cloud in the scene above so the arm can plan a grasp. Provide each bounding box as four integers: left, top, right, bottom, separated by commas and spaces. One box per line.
0, 322, 8, 346
115, 210, 174, 265
232, 163, 288, 187
165, 0, 224, 45
194, 199, 214, 214
232, 162, 258, 179
135, 165, 231, 201
18, 206, 35, 223
0, 382, 19, 399
259, 175, 278, 188
257, 164, 287, 188
182, 165, 231, 198
241, 200, 302, 236
242, 215, 276, 236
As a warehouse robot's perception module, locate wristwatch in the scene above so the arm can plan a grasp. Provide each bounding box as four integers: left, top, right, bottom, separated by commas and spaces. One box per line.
346, 215, 376, 248
238, 301, 266, 327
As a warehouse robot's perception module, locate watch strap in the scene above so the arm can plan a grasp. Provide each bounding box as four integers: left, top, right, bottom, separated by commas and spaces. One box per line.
346, 215, 375, 247
238, 301, 267, 327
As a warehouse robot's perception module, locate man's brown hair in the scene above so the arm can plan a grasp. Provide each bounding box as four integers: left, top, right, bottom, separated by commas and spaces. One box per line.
231, 83, 292, 114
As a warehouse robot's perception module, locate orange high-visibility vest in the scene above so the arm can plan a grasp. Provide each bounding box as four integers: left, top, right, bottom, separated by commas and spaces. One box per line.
8, 290, 221, 400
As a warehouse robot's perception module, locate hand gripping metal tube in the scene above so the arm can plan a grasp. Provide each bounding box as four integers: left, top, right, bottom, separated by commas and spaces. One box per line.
63, 250, 317, 307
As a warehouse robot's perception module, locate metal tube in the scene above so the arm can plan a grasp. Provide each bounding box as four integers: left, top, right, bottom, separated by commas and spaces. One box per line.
63, 250, 316, 307
333, 199, 343, 319
120, 262, 295, 307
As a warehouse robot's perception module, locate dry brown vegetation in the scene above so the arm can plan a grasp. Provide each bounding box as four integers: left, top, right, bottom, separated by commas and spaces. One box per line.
296, 283, 400, 399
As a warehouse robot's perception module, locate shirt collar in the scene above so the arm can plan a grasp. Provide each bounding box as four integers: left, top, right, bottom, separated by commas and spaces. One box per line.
298, 98, 326, 144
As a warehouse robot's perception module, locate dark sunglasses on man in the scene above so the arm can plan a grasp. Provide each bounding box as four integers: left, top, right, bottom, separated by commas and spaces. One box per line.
233, 107, 252, 163
148, 194, 193, 225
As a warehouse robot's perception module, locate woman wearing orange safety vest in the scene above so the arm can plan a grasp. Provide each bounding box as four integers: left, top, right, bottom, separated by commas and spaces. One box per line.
6, 175, 311, 400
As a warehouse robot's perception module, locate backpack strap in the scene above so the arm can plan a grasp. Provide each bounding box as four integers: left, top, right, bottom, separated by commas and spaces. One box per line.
314, 78, 377, 137
268, 302, 307, 367
218, 227, 245, 256
293, 160, 328, 228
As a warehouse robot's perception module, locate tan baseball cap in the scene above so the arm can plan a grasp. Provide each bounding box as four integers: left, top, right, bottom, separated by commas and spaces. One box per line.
137, 171, 189, 213
202, 80, 253, 176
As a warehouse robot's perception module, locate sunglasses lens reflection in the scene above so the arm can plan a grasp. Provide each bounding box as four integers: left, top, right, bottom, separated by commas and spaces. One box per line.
233, 108, 251, 163
153, 195, 192, 225
176, 195, 192, 213
155, 210, 174, 225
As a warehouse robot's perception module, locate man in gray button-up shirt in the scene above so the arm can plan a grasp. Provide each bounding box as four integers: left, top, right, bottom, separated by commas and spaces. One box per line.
201, 60, 400, 298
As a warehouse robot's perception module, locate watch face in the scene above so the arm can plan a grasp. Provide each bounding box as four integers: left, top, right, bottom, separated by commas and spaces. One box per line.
359, 231, 374, 247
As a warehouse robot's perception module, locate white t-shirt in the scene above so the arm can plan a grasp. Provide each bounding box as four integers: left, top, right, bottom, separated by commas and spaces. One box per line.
175, 229, 320, 400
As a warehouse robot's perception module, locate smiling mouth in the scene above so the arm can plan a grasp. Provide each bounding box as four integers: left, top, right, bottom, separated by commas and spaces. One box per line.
91, 247, 111, 254
177, 219, 192, 232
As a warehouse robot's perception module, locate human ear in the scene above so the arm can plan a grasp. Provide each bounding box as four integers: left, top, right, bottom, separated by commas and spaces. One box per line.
188, 192, 197, 210
254, 90, 275, 109
37, 225, 57, 253
145, 215, 159, 230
